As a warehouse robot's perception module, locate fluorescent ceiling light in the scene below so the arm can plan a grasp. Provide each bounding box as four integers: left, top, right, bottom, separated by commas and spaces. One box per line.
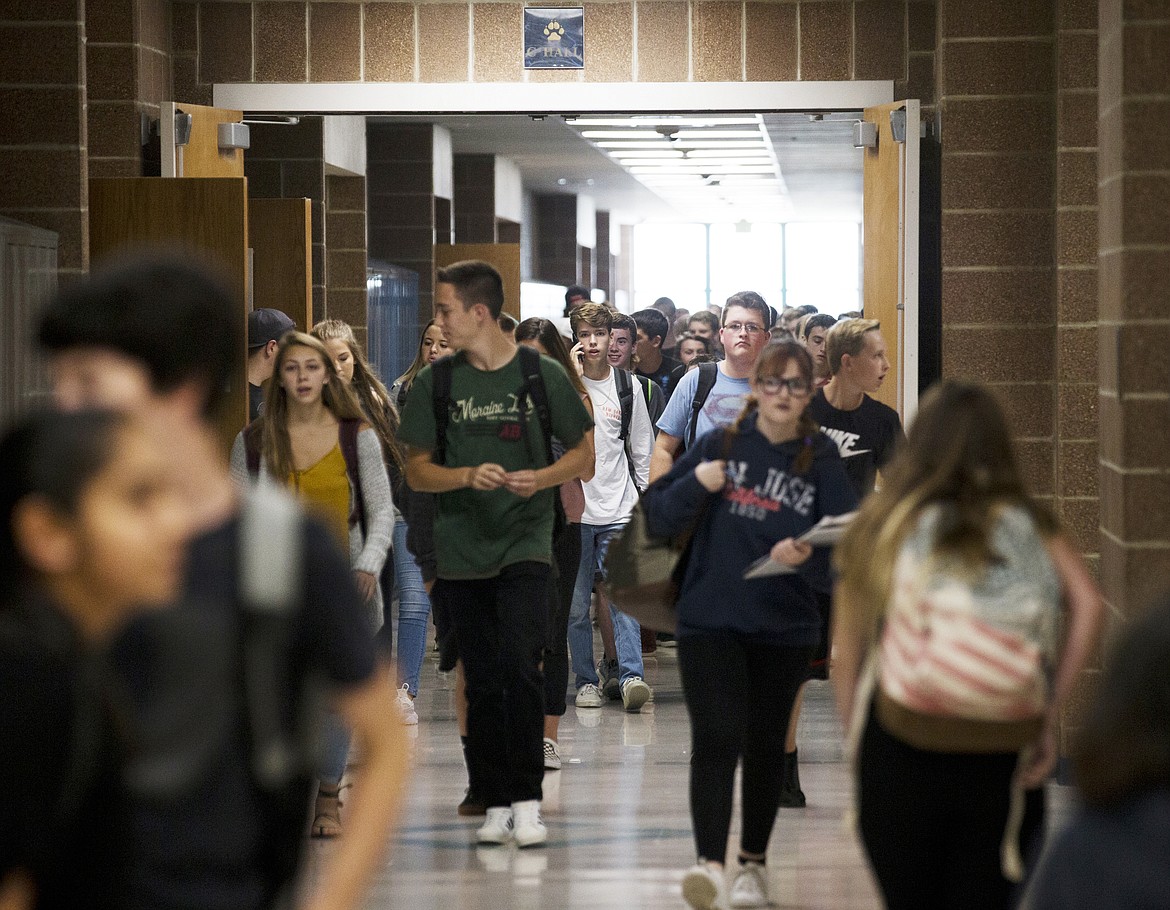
595, 140, 766, 149
571, 117, 760, 127
581, 129, 763, 140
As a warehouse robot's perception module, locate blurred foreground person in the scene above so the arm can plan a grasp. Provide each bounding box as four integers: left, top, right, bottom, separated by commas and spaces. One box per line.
38, 254, 410, 910
833, 380, 1104, 910
0, 410, 185, 910
1029, 595, 1170, 909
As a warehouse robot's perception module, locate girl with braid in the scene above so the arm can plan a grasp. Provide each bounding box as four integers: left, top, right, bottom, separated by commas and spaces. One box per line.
644, 340, 857, 910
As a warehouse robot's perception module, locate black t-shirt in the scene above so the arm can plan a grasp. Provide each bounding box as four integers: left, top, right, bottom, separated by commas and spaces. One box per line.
248, 383, 265, 422
0, 597, 125, 910
807, 389, 903, 500
636, 354, 683, 402
110, 509, 375, 910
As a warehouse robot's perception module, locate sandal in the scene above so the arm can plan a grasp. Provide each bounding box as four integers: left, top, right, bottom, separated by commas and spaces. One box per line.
311, 783, 347, 838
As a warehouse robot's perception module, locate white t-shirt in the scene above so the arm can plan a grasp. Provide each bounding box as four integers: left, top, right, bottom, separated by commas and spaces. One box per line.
581, 369, 653, 525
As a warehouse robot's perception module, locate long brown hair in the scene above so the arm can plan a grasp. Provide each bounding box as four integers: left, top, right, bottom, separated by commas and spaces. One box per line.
312, 318, 405, 478
260, 332, 366, 481
835, 379, 1056, 640
515, 317, 587, 398
730, 340, 819, 474
396, 320, 446, 392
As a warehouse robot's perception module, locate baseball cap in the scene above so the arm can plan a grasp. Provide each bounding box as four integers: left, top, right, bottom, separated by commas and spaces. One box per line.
248, 308, 296, 348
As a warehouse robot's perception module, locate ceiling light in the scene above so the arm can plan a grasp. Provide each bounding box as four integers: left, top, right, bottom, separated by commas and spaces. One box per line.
557, 178, 567, 185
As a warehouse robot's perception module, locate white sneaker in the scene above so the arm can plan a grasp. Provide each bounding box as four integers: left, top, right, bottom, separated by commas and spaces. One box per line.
621, 676, 652, 712
728, 861, 768, 908
542, 737, 562, 771
396, 683, 418, 725
575, 683, 603, 708
476, 807, 513, 844
682, 862, 727, 910
511, 799, 547, 847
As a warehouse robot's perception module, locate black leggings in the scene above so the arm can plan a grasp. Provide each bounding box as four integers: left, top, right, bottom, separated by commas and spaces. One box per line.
858, 707, 1046, 910
544, 521, 581, 718
678, 633, 811, 862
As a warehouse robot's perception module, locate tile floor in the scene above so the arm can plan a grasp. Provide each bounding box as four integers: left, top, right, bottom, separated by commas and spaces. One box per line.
307, 643, 1071, 909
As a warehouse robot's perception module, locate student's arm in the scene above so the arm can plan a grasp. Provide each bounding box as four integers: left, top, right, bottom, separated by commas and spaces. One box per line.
629, 384, 654, 491
405, 447, 506, 493
302, 662, 410, 910
650, 432, 682, 483
1017, 534, 1106, 788
352, 429, 395, 600
503, 435, 592, 499
831, 581, 869, 729
643, 437, 716, 537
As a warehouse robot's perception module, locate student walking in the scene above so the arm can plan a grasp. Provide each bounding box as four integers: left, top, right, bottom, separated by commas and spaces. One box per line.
314, 318, 430, 726
645, 341, 857, 909
230, 330, 395, 838
400, 261, 593, 847
0, 410, 186, 910
650, 292, 774, 482
833, 380, 1104, 910
38, 255, 408, 910
565, 303, 655, 712
515, 317, 596, 769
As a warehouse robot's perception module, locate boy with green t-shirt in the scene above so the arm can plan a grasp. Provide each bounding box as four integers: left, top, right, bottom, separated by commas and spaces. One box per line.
400, 261, 593, 848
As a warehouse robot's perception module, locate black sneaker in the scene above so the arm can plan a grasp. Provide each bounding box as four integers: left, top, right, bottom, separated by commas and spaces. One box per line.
458, 788, 487, 817
598, 658, 621, 700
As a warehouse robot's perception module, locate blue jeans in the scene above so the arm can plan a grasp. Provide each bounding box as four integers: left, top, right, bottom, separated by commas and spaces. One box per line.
391, 519, 431, 696
568, 522, 645, 690
320, 711, 349, 786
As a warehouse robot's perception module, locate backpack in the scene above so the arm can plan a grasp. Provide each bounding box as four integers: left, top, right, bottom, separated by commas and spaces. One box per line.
875, 504, 1061, 752
244, 417, 366, 536
685, 362, 720, 449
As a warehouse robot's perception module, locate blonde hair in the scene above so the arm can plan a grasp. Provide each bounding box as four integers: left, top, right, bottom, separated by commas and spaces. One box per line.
569, 302, 614, 337
312, 318, 405, 479
825, 318, 881, 376
260, 332, 367, 482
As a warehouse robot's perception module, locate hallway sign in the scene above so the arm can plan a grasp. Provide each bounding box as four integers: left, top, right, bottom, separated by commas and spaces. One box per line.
524, 8, 583, 69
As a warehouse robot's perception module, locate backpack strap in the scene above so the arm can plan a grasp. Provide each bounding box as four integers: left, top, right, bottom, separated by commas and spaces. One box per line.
516, 344, 554, 464
431, 354, 455, 466
687, 362, 720, 448
338, 418, 366, 537
614, 368, 638, 485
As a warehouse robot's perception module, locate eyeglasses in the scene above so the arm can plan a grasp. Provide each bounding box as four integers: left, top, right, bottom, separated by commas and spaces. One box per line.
723, 322, 766, 335
757, 376, 811, 396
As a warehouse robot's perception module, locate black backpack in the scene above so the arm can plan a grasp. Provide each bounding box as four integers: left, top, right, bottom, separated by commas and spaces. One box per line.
686, 362, 720, 449
614, 367, 642, 489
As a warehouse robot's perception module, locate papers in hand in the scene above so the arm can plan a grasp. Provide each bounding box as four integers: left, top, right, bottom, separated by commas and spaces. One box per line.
742, 512, 858, 580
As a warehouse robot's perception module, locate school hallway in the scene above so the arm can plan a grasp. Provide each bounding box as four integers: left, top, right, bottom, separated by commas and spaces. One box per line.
305, 643, 882, 909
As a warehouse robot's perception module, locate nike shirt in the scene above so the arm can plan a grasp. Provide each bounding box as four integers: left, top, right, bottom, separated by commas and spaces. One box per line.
807, 389, 903, 500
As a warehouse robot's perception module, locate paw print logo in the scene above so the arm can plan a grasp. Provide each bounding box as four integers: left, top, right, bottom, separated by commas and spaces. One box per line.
543, 19, 565, 41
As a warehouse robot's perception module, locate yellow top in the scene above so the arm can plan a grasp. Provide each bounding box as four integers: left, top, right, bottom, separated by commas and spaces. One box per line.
290, 444, 350, 547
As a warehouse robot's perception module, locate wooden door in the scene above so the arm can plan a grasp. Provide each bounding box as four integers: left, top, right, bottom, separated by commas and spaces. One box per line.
250, 198, 313, 331
862, 100, 920, 421
89, 177, 250, 447
160, 101, 246, 179
434, 243, 522, 319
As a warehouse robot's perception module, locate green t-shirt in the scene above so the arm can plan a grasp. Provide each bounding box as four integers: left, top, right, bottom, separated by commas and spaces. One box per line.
398, 349, 593, 580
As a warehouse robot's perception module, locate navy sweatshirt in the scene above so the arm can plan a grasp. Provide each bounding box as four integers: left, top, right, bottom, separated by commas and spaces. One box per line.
644, 413, 857, 645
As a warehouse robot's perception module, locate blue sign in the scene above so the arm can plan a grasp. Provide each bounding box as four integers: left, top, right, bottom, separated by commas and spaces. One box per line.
524, 7, 583, 69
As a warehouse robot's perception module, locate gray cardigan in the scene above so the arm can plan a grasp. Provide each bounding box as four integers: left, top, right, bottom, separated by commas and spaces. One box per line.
230, 427, 395, 628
